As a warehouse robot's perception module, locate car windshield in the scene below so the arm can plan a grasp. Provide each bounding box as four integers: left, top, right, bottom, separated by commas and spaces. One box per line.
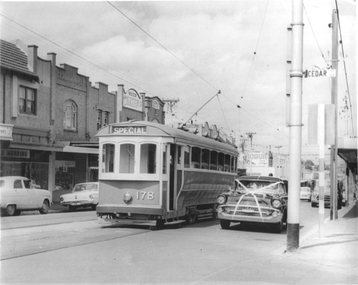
237, 180, 285, 195
73, 183, 98, 192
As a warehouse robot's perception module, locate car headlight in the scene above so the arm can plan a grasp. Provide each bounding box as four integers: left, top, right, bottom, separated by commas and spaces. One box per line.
89, 195, 93, 199
217, 195, 227, 205
271, 199, 282, 208
60, 197, 63, 202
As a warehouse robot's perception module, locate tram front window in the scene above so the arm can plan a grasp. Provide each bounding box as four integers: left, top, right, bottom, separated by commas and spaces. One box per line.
119, 143, 135, 173
140, 144, 157, 174
102, 144, 115, 173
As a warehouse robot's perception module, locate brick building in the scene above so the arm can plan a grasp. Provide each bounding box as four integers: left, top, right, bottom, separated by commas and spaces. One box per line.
0, 39, 166, 201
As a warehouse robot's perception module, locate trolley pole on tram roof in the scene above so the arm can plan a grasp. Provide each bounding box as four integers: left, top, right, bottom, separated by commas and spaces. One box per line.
287, 0, 303, 252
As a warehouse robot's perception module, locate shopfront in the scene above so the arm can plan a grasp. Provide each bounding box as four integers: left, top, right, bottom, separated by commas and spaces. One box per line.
0, 148, 50, 189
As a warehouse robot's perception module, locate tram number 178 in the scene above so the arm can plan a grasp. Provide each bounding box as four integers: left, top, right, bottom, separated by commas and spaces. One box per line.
136, 191, 155, 200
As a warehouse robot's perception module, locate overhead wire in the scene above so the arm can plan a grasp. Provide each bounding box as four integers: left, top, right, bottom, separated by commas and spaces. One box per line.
0, 13, 171, 99
334, 0, 355, 136
238, 0, 270, 102
107, 1, 219, 92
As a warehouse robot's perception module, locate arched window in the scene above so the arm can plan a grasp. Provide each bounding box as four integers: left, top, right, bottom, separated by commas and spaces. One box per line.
63, 100, 77, 131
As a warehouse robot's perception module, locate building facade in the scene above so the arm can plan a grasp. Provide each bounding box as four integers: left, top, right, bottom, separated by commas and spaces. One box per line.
0, 39, 165, 201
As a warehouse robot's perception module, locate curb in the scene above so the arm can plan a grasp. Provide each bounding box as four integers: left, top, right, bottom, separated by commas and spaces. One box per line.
271, 201, 356, 255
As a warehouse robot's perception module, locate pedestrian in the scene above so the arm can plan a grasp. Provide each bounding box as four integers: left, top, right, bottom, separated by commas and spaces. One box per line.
337, 180, 343, 210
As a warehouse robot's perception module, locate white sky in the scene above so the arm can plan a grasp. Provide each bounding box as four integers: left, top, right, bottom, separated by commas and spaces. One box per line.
0, 0, 356, 159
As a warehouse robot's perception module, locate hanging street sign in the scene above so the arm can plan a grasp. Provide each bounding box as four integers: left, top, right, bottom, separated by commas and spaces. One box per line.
304, 65, 336, 78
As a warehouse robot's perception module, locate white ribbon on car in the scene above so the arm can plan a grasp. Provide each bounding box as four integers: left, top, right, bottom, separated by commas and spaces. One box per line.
231, 179, 282, 222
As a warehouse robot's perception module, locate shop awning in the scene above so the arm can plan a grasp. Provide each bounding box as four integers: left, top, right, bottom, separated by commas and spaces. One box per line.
63, 145, 98, 154
338, 137, 357, 167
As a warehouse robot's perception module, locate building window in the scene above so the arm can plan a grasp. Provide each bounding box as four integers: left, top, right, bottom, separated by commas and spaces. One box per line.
63, 100, 77, 131
97, 110, 102, 130
19, 86, 36, 115
104, 111, 109, 127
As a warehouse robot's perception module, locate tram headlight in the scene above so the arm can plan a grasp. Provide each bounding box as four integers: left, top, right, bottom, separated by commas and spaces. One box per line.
123, 192, 133, 204
217, 195, 227, 205
271, 199, 282, 208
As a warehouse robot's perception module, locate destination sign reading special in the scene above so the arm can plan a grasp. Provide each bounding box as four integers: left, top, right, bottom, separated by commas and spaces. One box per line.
112, 126, 147, 134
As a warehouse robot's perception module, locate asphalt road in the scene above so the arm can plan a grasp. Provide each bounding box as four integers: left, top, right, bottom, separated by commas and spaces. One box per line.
0, 201, 333, 284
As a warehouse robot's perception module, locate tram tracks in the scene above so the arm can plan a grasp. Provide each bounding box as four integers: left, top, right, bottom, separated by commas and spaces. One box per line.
1, 220, 151, 261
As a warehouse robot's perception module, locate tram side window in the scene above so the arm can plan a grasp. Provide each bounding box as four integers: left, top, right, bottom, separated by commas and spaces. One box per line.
102, 144, 115, 173
231, 156, 237, 173
224, 154, 231, 172
119, 143, 135, 173
210, 151, 217, 170
201, 149, 209, 169
184, 146, 190, 168
191, 147, 201, 168
218, 153, 225, 172
163, 146, 167, 174
140, 144, 157, 174
177, 146, 182, 167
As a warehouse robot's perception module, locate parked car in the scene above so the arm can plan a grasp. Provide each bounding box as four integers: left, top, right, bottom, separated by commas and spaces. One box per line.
59, 182, 99, 211
311, 180, 346, 208
311, 180, 331, 208
0, 176, 52, 216
217, 176, 288, 233
300, 180, 312, 201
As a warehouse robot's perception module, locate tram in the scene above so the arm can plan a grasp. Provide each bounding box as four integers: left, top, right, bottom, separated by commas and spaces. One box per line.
96, 120, 239, 227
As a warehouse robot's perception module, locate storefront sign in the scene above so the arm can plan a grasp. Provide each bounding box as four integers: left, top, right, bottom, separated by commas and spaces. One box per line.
0, 124, 13, 141
112, 126, 147, 135
123, 89, 142, 112
1, 149, 30, 158
247, 152, 268, 167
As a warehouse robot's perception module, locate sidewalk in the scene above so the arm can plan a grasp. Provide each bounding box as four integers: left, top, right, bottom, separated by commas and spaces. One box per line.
275, 200, 358, 282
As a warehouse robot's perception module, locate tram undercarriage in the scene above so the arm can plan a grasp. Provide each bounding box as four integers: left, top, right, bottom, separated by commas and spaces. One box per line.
97, 204, 218, 229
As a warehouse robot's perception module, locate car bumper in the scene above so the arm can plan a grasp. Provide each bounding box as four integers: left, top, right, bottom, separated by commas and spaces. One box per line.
300, 194, 311, 200
60, 200, 95, 206
217, 205, 283, 224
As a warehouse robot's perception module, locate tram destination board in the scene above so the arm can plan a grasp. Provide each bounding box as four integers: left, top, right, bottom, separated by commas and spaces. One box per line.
111, 126, 147, 135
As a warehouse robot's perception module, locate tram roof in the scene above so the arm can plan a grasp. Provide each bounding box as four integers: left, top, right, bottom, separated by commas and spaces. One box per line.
96, 121, 238, 155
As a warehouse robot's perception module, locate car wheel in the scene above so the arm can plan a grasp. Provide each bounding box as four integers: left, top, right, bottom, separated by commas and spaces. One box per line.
5, 205, 16, 216
39, 200, 49, 214
220, 219, 231, 229
274, 220, 283, 233
91, 205, 97, 211
311, 202, 317, 208
69, 205, 77, 212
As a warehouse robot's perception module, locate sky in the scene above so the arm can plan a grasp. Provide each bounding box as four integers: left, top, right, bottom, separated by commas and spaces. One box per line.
0, 0, 356, 160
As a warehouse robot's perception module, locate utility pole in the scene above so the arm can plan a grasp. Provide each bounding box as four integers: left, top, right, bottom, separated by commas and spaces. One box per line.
246, 132, 256, 147
287, 0, 303, 252
329, 9, 339, 220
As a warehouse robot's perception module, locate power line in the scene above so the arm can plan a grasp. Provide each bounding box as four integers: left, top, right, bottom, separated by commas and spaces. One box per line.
106, 1, 219, 92
334, 0, 355, 136
303, 4, 329, 66
239, 0, 270, 101
0, 13, 171, 100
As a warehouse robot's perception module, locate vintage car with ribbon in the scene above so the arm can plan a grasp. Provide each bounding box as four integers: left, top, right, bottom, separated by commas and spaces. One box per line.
216, 176, 288, 233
